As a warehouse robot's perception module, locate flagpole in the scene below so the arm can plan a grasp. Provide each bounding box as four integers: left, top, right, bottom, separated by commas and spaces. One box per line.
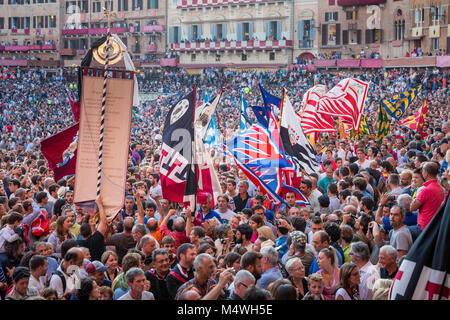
97, 8, 113, 198
192, 85, 197, 214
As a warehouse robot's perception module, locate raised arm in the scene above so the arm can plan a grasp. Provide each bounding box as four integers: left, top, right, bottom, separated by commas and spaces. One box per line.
135, 190, 145, 225
185, 206, 192, 238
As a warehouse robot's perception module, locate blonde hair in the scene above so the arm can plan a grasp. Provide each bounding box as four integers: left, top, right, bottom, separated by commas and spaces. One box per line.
446, 149, 450, 163
307, 273, 324, 285
372, 279, 393, 300
257, 226, 276, 242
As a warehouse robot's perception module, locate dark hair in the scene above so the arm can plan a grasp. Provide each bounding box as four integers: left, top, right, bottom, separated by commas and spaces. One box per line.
61, 239, 78, 259
339, 167, 350, 177
53, 198, 67, 217
249, 214, 264, 228
243, 285, 272, 300
348, 163, 360, 175
197, 243, 214, 255
35, 191, 48, 203
241, 208, 253, 219
79, 223, 92, 238
274, 284, 297, 300
311, 216, 322, 225
236, 223, 253, 241
177, 243, 195, 261
192, 226, 205, 238
339, 189, 352, 201
290, 216, 306, 233
241, 251, 262, 269
361, 196, 374, 211
76, 277, 96, 300
359, 213, 373, 234
301, 179, 312, 189
327, 183, 338, 195
29, 255, 46, 271
6, 211, 23, 225
221, 252, 241, 268
323, 221, 341, 243
318, 195, 330, 208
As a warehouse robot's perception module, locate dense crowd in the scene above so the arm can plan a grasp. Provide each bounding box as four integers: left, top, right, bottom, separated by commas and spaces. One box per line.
0, 65, 449, 300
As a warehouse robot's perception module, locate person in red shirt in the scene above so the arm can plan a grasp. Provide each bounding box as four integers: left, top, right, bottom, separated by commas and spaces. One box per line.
160, 208, 190, 250
410, 162, 445, 230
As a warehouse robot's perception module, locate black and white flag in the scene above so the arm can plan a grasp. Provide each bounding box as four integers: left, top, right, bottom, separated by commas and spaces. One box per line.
280, 89, 320, 175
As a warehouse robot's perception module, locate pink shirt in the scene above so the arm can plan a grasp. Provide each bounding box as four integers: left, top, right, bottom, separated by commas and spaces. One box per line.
416, 179, 445, 230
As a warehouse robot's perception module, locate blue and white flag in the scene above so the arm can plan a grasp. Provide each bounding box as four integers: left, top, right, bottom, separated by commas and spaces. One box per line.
204, 115, 220, 148
240, 94, 251, 132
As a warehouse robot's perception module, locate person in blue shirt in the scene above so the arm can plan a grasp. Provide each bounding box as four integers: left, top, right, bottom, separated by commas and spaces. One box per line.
274, 217, 291, 259
198, 194, 223, 224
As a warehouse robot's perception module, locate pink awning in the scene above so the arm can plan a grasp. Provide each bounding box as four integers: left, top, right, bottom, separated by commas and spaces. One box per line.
0, 60, 27, 66
142, 25, 165, 32
361, 59, 383, 68
436, 56, 450, 68
160, 58, 179, 67
337, 59, 360, 68
338, 0, 386, 5
313, 59, 336, 67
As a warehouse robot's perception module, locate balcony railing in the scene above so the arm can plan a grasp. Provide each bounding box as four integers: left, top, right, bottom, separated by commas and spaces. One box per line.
62, 27, 126, 36
60, 48, 77, 55
147, 44, 157, 52
142, 25, 165, 33
177, 0, 285, 9
5, 45, 30, 52
299, 40, 312, 49
170, 40, 293, 52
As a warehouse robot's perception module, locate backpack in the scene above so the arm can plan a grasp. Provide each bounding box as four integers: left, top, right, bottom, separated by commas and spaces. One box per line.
52, 270, 72, 300
31, 209, 50, 237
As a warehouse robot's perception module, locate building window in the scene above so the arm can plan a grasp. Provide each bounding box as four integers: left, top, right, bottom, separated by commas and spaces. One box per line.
118, 0, 128, 11
212, 24, 226, 41
346, 9, 357, 20
191, 54, 196, 61
328, 24, 337, 44
105, 0, 113, 11
237, 22, 253, 41
0, 18, 4, 29
189, 25, 201, 42
93, 1, 101, 12
394, 21, 404, 41
269, 52, 275, 60
432, 38, 439, 51
414, 8, 424, 25
266, 21, 281, 41
169, 26, 181, 43
325, 12, 338, 22
349, 30, 357, 44
242, 53, 247, 61
148, 0, 158, 9
298, 19, 315, 48
133, 0, 142, 10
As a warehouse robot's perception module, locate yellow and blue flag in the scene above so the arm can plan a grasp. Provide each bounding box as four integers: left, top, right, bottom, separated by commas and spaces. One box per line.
376, 103, 390, 141
381, 85, 421, 120
398, 99, 428, 134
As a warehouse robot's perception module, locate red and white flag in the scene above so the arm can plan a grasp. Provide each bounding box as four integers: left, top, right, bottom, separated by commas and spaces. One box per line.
317, 78, 369, 130
299, 85, 335, 134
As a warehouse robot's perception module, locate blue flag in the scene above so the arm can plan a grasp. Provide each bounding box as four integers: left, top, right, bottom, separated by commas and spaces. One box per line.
204, 115, 220, 148
259, 83, 282, 116
250, 105, 270, 128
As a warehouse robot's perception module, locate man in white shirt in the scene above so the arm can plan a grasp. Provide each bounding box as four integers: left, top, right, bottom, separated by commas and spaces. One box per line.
356, 148, 371, 170
215, 194, 235, 223
118, 268, 155, 300
350, 241, 380, 300
29, 255, 48, 294
49, 247, 84, 299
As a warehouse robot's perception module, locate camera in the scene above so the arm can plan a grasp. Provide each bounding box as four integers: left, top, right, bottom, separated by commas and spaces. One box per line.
220, 238, 227, 244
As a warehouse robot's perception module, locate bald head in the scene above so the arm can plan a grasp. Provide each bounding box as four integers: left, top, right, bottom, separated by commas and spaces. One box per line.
423, 162, 439, 179
147, 218, 158, 232
344, 205, 357, 216
123, 217, 135, 233
173, 217, 186, 232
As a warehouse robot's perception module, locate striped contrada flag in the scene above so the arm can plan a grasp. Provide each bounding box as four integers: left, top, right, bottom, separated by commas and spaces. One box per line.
376, 103, 390, 141
398, 99, 428, 133
381, 85, 422, 120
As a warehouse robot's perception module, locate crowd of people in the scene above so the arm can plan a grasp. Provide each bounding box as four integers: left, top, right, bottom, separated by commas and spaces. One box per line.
0, 64, 449, 300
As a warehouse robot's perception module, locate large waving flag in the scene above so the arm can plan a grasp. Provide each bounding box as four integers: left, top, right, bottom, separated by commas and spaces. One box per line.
298, 85, 335, 134
259, 83, 282, 117
225, 124, 291, 205
398, 99, 428, 134
316, 78, 369, 130
204, 115, 221, 148
40, 123, 79, 181
389, 193, 450, 300
240, 94, 251, 132
376, 103, 390, 141
358, 114, 372, 137
160, 89, 197, 207
195, 91, 223, 140
250, 105, 270, 128
381, 85, 422, 120
280, 89, 320, 176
